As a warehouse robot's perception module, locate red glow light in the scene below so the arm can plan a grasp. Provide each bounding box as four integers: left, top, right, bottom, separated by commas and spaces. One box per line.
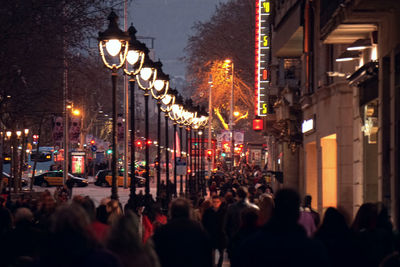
253, 118, 263, 131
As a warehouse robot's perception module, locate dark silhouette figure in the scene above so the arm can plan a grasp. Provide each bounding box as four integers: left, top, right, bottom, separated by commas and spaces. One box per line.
202, 195, 227, 267
106, 210, 160, 267
229, 207, 260, 267
152, 198, 213, 267
303, 195, 320, 227
225, 186, 259, 259
37, 204, 122, 267
314, 207, 364, 267
235, 188, 329, 267
351, 203, 394, 267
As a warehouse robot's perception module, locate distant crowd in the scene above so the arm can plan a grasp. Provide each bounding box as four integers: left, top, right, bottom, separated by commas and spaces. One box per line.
1, 170, 400, 267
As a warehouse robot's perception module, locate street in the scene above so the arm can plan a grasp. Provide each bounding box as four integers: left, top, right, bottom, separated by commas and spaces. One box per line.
30, 175, 185, 207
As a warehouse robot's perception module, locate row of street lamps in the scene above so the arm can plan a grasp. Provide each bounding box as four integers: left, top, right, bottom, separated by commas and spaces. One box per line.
0, 129, 29, 193
97, 11, 208, 201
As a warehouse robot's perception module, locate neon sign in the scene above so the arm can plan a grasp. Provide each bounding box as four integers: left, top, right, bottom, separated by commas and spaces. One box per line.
255, 0, 270, 116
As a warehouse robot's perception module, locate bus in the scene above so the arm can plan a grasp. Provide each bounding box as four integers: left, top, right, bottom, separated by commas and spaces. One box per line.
3, 147, 61, 177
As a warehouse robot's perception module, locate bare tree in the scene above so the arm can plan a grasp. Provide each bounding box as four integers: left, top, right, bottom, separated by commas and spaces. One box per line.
183, 0, 255, 132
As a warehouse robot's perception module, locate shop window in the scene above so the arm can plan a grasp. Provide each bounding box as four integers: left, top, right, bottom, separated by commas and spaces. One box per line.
305, 142, 318, 210
321, 134, 337, 208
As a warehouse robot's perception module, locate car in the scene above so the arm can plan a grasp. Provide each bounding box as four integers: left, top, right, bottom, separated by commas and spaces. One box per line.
2, 172, 28, 187
191, 170, 225, 180
94, 170, 145, 188
33, 171, 88, 187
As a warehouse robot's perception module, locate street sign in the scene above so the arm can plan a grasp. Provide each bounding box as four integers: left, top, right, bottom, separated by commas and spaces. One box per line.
176, 157, 187, 176
91, 145, 97, 152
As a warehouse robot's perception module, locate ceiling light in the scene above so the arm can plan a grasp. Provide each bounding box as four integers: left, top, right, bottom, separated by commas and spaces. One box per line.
347, 39, 372, 51
336, 51, 360, 62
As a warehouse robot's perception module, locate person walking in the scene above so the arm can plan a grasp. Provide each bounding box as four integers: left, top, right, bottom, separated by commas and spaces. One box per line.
202, 195, 227, 267
65, 176, 74, 199
152, 198, 213, 267
224, 186, 259, 260
235, 189, 329, 267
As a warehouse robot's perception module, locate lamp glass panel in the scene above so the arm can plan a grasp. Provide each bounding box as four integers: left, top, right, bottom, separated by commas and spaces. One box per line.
153, 80, 165, 91
140, 67, 153, 81
127, 50, 140, 65
162, 94, 172, 105
105, 39, 122, 57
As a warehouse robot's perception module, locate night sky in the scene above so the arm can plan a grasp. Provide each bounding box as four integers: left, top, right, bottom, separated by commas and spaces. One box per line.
128, 0, 228, 79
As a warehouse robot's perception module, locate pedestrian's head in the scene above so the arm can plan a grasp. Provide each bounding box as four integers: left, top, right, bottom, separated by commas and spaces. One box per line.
237, 186, 248, 200
240, 207, 259, 229
304, 195, 312, 207
14, 207, 34, 224
211, 195, 222, 210
169, 198, 191, 220
258, 193, 274, 225
273, 188, 300, 223
74, 196, 96, 222
351, 202, 377, 232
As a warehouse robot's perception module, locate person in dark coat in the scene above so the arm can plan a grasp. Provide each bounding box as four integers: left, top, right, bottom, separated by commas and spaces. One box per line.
36, 204, 122, 267
224, 186, 259, 259
314, 207, 365, 267
235, 188, 329, 267
229, 207, 260, 267
202, 195, 227, 267
152, 198, 213, 267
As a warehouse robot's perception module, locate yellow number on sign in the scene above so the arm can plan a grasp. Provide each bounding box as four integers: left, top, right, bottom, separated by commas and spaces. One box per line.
263, 2, 270, 13
262, 104, 268, 114
263, 36, 268, 47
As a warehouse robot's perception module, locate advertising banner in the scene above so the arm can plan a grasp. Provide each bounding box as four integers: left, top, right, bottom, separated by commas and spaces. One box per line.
71, 155, 85, 175
52, 116, 64, 145
69, 117, 81, 144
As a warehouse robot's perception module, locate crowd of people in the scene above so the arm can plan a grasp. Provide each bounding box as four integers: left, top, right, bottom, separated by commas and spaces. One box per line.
1, 169, 400, 267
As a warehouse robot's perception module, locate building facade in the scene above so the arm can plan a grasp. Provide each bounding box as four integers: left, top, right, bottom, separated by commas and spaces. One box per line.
267, 0, 400, 227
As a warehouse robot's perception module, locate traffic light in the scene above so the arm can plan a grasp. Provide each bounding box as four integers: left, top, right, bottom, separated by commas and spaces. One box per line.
221, 152, 226, 157
90, 139, 95, 145
136, 140, 143, 148
206, 149, 213, 161
106, 149, 112, 155
33, 134, 39, 144
146, 139, 152, 145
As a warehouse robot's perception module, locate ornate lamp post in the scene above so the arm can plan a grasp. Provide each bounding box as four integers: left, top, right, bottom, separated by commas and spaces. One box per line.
98, 11, 130, 200
19, 129, 29, 191
169, 94, 184, 197
151, 61, 169, 198
123, 24, 146, 200
136, 56, 157, 196
160, 90, 176, 201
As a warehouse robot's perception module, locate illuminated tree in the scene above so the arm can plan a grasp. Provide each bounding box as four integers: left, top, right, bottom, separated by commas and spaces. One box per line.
184, 0, 255, 131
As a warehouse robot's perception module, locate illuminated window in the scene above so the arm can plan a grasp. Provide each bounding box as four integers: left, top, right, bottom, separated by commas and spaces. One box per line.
321, 134, 337, 208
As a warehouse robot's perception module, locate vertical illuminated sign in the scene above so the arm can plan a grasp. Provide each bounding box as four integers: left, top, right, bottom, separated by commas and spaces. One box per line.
255, 0, 270, 116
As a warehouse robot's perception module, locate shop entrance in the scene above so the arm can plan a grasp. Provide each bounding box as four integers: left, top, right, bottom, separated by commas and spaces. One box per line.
321, 134, 337, 209
305, 141, 317, 210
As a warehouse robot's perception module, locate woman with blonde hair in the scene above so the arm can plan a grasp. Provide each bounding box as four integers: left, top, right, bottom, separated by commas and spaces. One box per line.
106, 199, 123, 225
257, 193, 274, 226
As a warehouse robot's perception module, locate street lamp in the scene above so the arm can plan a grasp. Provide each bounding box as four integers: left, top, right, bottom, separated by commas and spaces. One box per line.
5, 131, 13, 193
136, 56, 157, 196
19, 129, 29, 191
224, 59, 234, 170
161, 90, 176, 201
123, 24, 146, 201
151, 61, 169, 198
98, 10, 130, 201
169, 94, 184, 197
